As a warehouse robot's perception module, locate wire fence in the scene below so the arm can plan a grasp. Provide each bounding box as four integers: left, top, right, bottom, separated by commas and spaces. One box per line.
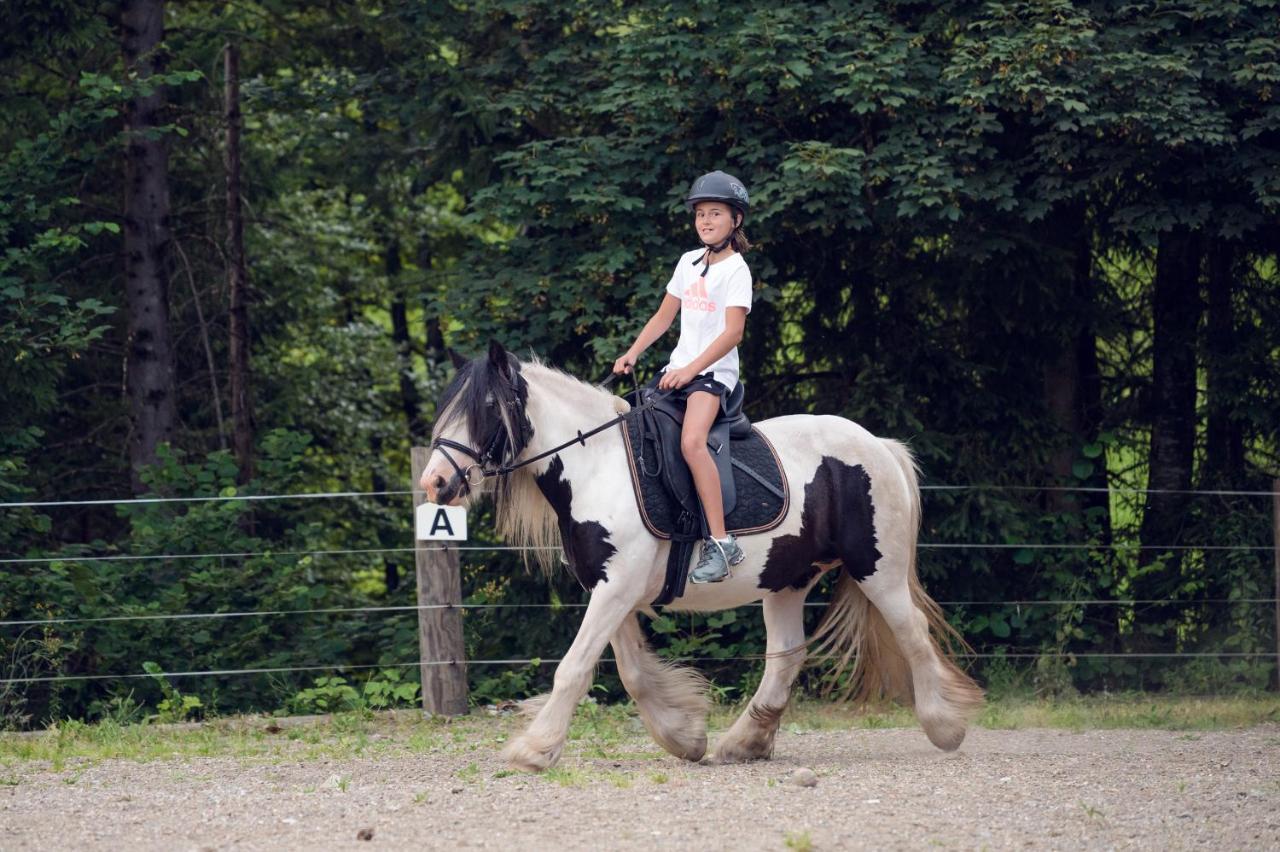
2, 652, 1275, 687
2, 540, 1274, 567
2, 597, 1277, 629
2, 483, 1275, 696
1, 481, 1277, 510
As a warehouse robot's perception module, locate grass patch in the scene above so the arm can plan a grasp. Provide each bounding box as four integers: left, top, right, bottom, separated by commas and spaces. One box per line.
1, 694, 1275, 769
784, 829, 814, 851
781, 694, 1279, 733
973, 694, 1280, 731
541, 765, 591, 787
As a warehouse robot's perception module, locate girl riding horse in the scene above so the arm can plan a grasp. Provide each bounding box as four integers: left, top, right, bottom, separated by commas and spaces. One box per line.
614, 170, 755, 584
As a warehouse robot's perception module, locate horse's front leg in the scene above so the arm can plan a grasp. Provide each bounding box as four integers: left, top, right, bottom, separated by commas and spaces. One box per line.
503, 569, 647, 772
611, 612, 710, 761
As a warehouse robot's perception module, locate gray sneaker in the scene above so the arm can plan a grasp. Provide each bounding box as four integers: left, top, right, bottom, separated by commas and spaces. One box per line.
690, 535, 744, 584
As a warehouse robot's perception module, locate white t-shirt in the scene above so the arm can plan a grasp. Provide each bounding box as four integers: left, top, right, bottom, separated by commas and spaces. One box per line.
664, 248, 752, 390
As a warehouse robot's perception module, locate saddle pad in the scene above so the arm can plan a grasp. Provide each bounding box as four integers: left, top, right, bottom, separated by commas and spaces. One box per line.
620, 417, 789, 540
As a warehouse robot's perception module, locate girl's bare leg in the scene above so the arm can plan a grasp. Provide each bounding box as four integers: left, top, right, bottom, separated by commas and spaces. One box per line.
680, 391, 727, 539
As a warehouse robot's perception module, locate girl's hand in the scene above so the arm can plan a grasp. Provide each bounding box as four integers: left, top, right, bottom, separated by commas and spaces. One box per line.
613, 353, 637, 375
658, 366, 697, 390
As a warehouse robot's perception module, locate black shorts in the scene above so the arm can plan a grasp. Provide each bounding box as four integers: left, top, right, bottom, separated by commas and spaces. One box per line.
651, 371, 732, 414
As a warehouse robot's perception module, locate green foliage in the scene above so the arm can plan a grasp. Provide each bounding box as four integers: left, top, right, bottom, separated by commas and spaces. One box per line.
1, 1, 1277, 726
141, 662, 204, 724
288, 677, 361, 715
360, 668, 421, 709
470, 661, 544, 707
289, 670, 422, 714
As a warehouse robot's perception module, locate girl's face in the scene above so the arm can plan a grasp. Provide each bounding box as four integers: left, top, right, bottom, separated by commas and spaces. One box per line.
694, 201, 737, 247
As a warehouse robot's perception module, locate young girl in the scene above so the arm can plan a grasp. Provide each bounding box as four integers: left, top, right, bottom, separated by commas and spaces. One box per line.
613, 170, 753, 583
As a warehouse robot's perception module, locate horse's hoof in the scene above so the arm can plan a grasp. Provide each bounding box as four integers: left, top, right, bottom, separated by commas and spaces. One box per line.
502, 733, 563, 772
707, 735, 776, 765
674, 734, 707, 763
706, 750, 771, 765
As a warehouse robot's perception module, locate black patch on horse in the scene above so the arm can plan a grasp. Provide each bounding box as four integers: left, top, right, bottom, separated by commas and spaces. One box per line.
758, 457, 882, 592
535, 455, 615, 590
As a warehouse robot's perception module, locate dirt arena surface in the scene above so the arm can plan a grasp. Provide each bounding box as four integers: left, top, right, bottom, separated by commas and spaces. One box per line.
3, 721, 1278, 850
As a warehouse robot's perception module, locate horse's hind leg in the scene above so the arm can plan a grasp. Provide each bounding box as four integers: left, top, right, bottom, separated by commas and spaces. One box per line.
611, 613, 709, 761
857, 556, 983, 751
711, 589, 808, 763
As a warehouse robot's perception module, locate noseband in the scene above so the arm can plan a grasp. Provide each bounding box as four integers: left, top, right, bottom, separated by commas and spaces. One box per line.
430, 396, 525, 499
430, 433, 503, 497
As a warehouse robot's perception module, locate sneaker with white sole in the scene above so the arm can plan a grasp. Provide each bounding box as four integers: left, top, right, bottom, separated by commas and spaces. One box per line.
690, 534, 745, 584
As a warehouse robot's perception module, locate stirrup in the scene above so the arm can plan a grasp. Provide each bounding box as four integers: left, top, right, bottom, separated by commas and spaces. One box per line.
690, 538, 731, 584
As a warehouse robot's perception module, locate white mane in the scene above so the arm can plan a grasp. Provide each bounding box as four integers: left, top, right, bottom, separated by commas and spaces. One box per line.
494, 360, 624, 575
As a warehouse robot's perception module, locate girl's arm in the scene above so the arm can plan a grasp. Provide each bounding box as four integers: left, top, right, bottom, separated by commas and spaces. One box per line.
682, 307, 747, 375
615, 294, 681, 372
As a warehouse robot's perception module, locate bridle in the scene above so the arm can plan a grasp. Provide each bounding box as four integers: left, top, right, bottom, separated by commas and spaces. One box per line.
429, 370, 671, 499
430, 433, 504, 494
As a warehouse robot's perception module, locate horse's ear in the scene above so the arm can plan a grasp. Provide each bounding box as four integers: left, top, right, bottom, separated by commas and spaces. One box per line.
447, 348, 468, 370
487, 339, 513, 380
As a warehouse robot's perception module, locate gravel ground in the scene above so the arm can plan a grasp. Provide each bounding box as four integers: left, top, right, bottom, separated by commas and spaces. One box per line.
3, 724, 1278, 850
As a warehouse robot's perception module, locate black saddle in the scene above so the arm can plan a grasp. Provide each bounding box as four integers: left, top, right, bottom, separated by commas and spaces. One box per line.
621, 381, 789, 605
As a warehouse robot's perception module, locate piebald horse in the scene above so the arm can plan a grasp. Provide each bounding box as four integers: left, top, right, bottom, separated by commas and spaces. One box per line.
421, 342, 984, 771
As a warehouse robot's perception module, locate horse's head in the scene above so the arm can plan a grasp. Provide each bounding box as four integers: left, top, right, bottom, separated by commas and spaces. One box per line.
420, 340, 534, 505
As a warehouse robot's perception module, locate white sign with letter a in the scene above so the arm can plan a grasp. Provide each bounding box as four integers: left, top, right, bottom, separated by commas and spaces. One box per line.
416, 503, 468, 541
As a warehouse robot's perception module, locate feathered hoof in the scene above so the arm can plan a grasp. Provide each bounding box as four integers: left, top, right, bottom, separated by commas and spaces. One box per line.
921, 716, 968, 752
706, 736, 775, 765
502, 732, 564, 772
704, 748, 772, 766
670, 733, 707, 763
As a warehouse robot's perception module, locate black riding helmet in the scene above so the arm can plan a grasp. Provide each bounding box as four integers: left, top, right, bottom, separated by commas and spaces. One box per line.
685, 171, 750, 273
685, 170, 750, 220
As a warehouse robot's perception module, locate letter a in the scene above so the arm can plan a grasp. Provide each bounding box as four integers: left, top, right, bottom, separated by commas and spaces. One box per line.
430, 508, 455, 537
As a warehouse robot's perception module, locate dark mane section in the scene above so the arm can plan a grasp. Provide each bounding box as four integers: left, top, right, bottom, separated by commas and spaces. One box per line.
434, 351, 532, 462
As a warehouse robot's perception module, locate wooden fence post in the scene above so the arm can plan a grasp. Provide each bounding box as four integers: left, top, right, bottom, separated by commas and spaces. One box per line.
411, 448, 468, 715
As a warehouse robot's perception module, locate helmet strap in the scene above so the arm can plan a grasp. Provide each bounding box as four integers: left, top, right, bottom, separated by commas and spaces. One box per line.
692, 233, 736, 277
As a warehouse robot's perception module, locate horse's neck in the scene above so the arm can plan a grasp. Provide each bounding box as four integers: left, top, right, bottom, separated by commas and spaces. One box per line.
497, 365, 620, 571
521, 364, 619, 465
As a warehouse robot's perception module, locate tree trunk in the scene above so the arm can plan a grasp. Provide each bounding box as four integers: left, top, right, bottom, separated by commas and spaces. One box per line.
416, 240, 446, 361
850, 238, 878, 370
1038, 204, 1115, 649
1203, 238, 1242, 488
225, 42, 255, 484
1200, 238, 1245, 641
1041, 204, 1108, 522
370, 434, 398, 593
1135, 226, 1203, 642
387, 237, 426, 442
122, 0, 178, 494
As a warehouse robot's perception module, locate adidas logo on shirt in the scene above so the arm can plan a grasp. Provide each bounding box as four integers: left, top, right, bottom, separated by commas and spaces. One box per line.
682, 275, 716, 312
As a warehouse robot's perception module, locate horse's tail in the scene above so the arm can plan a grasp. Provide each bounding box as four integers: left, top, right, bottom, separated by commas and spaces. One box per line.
810, 438, 984, 745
